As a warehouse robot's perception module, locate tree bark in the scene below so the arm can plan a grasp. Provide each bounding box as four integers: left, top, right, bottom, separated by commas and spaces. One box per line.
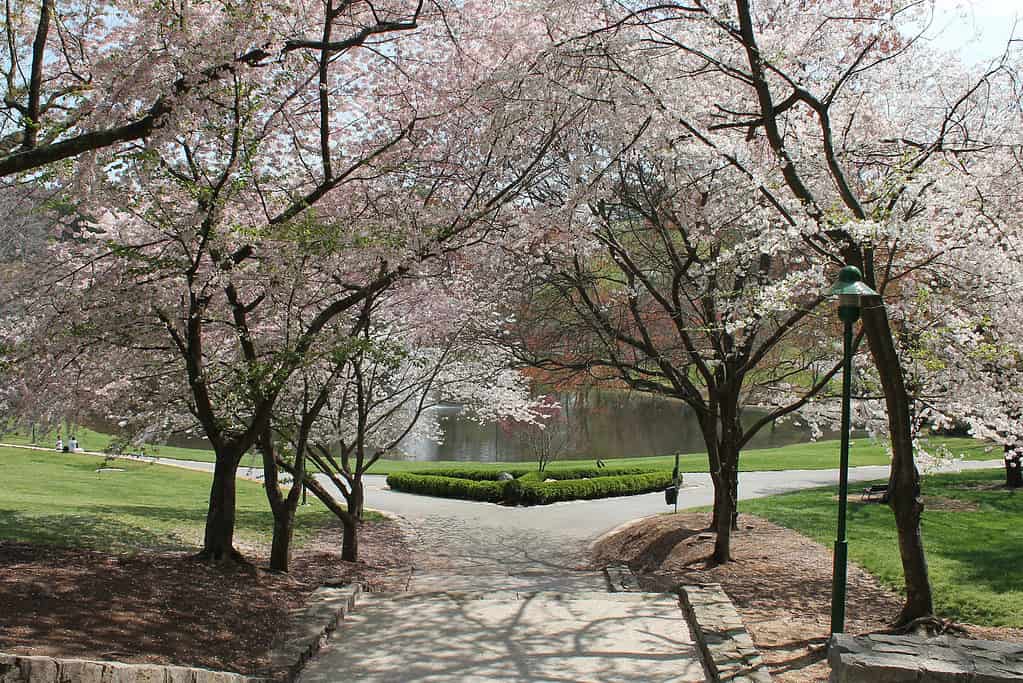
1004, 446, 1022, 488
710, 470, 724, 530
341, 517, 359, 562
269, 505, 296, 572
258, 433, 305, 573
730, 467, 740, 531
712, 459, 737, 563
201, 454, 243, 562
349, 478, 365, 521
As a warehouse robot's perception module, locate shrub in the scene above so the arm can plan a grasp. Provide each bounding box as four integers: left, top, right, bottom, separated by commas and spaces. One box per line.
517, 471, 672, 505
386, 468, 673, 506
385, 473, 510, 502
407, 468, 531, 482
540, 466, 662, 480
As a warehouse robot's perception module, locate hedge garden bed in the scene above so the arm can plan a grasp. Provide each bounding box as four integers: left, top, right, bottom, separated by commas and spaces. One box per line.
385, 466, 674, 506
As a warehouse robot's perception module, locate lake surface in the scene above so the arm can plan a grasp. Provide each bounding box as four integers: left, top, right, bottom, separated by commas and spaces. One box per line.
396, 389, 829, 462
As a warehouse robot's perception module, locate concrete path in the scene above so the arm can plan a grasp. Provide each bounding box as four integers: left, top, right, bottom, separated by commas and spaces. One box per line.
297, 592, 706, 683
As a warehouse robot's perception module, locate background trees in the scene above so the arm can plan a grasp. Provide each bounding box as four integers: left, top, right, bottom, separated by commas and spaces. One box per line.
508, 141, 842, 562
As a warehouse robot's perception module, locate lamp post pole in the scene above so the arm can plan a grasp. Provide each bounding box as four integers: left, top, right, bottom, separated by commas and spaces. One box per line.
825, 265, 880, 636
831, 302, 859, 634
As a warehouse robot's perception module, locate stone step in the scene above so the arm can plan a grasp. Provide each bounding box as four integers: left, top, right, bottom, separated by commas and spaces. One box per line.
365, 589, 681, 603
407, 569, 609, 593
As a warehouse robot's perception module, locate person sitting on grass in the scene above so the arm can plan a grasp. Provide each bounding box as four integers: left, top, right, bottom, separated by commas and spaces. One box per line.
55, 437, 63, 451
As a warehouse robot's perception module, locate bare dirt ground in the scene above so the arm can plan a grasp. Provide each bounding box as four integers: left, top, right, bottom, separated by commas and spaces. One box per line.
0, 518, 410, 676
592, 512, 1023, 683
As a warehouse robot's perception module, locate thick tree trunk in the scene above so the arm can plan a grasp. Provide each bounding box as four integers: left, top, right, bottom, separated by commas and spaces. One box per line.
341, 517, 359, 562
861, 296, 934, 624
711, 395, 742, 563
269, 506, 296, 572
201, 454, 243, 562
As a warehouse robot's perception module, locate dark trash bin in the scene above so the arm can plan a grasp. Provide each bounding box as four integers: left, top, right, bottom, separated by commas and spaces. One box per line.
664, 485, 678, 506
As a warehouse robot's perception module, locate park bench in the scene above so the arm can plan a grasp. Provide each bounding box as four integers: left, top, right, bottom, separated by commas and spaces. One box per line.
860, 484, 889, 503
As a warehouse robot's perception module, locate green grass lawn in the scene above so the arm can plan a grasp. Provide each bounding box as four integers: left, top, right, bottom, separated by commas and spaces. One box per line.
1, 425, 222, 463
740, 467, 1022, 627
0, 445, 336, 553
2, 426, 999, 474
363, 435, 998, 475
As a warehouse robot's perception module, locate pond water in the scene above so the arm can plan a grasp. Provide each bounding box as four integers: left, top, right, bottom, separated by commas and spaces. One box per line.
86, 389, 832, 463
396, 389, 831, 462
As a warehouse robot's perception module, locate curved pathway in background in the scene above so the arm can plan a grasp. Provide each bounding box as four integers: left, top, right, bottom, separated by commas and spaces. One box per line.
1, 443, 1003, 581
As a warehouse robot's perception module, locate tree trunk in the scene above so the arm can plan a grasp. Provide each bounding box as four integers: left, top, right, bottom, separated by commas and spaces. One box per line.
349, 477, 365, 521
341, 517, 359, 562
258, 433, 303, 573
860, 295, 934, 624
201, 454, 243, 562
712, 459, 737, 564
296, 472, 361, 562
709, 470, 723, 530
730, 467, 740, 531
270, 506, 296, 572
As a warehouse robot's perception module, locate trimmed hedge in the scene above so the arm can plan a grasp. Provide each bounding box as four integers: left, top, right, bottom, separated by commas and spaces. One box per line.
385, 473, 509, 502
521, 466, 662, 481
405, 468, 531, 482
386, 468, 674, 506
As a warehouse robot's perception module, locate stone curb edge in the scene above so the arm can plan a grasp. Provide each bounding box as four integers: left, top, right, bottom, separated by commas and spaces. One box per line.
268, 583, 361, 682
1, 584, 362, 683
680, 583, 773, 682
603, 563, 639, 592
0, 653, 272, 683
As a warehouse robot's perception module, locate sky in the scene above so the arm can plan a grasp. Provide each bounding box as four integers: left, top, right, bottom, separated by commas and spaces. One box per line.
922, 0, 1021, 62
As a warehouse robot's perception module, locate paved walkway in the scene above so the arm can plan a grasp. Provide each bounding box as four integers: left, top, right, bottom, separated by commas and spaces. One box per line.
297, 592, 705, 683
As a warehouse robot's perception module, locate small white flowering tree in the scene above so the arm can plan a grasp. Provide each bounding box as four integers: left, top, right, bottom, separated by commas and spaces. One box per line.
264, 275, 536, 562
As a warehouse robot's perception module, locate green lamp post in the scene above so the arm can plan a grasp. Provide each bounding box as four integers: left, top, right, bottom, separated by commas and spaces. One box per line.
826, 265, 880, 634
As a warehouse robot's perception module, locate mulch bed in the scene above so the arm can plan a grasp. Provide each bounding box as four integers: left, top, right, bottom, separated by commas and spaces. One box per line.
592, 512, 1023, 683
0, 517, 410, 676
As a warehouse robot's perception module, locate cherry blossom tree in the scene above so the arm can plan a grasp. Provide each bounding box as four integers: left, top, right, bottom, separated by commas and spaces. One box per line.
0, 0, 427, 177
8, 0, 584, 565
510, 0, 1022, 622
266, 272, 535, 564
507, 142, 844, 562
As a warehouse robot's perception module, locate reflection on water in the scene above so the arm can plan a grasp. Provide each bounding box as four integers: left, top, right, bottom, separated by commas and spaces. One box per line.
397, 389, 830, 463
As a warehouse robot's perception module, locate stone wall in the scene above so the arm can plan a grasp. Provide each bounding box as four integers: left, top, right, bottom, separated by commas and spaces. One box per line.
829, 633, 1023, 682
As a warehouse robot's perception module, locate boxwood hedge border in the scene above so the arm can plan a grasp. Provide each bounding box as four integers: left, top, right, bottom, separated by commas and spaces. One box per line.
385, 467, 674, 506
